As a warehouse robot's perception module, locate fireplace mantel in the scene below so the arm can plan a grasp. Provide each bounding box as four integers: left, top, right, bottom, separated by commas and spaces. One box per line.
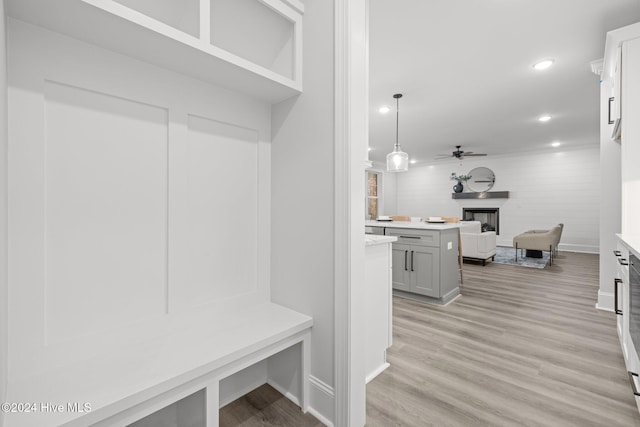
452, 191, 509, 199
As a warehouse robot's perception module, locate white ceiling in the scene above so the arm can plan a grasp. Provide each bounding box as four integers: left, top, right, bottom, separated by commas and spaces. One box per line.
368, 0, 640, 166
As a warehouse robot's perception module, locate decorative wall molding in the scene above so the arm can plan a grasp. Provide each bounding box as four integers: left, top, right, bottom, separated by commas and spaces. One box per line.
307, 375, 335, 427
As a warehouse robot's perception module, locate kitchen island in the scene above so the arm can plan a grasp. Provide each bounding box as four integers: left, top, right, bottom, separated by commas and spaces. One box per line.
366, 220, 460, 305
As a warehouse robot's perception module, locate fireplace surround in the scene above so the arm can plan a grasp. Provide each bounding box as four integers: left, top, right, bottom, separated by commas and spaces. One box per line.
462, 208, 500, 235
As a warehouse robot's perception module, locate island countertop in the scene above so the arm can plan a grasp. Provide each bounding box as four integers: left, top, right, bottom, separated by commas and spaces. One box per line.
365, 220, 460, 230
364, 234, 398, 246
617, 233, 640, 258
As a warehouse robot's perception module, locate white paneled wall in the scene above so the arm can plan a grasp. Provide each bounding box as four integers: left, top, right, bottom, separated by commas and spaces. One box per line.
380, 146, 600, 252
7, 20, 271, 384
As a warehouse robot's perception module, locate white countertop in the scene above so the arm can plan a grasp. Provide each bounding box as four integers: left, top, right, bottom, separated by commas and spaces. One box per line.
365, 220, 460, 230
365, 234, 398, 246
617, 234, 640, 257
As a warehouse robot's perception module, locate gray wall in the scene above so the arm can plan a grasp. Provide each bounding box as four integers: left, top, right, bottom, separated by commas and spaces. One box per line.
270, 0, 336, 421
1, 0, 8, 415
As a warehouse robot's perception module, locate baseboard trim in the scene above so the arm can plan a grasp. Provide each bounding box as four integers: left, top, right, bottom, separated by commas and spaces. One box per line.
365, 362, 390, 384
308, 375, 335, 427
218, 380, 265, 409
495, 242, 599, 254
597, 290, 615, 312
267, 379, 301, 407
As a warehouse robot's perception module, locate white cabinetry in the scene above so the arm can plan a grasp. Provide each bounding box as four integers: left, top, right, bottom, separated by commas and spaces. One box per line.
7, 0, 303, 102
602, 21, 640, 415
364, 236, 395, 383
615, 243, 631, 367
3, 1, 310, 425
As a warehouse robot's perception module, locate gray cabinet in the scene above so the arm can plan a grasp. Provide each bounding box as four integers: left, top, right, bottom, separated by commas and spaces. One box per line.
391, 243, 439, 297
391, 243, 412, 293
385, 227, 459, 304
413, 246, 439, 297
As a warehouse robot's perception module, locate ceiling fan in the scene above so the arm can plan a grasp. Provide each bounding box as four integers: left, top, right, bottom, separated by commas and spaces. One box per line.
436, 145, 487, 160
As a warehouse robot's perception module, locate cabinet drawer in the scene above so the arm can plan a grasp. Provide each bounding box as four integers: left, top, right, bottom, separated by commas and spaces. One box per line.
616, 243, 631, 277
385, 229, 439, 247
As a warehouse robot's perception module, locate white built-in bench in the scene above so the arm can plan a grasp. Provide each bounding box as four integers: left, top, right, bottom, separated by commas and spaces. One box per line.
4, 303, 312, 427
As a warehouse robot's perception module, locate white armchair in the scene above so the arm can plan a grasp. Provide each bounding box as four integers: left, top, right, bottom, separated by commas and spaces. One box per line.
459, 221, 497, 265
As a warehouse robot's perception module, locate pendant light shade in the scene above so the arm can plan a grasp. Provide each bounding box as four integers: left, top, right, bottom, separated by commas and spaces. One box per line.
386, 93, 409, 172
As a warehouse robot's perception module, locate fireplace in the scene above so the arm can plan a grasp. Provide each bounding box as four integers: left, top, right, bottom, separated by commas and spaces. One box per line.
462, 208, 500, 235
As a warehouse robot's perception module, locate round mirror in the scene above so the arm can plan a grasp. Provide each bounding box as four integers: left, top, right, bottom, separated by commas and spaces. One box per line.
466, 167, 495, 192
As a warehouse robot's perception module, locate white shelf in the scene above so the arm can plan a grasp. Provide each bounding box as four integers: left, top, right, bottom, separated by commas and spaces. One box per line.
4, 302, 312, 427
7, 0, 303, 103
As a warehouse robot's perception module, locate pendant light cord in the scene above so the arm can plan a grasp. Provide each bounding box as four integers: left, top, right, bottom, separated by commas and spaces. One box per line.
395, 95, 400, 149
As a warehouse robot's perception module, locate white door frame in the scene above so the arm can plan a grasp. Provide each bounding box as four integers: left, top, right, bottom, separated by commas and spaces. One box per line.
334, 0, 368, 425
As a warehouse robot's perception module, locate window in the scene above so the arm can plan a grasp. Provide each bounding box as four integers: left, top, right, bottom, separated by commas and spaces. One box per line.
366, 171, 380, 220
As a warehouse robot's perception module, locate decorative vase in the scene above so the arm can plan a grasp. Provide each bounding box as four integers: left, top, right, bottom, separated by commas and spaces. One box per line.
453, 181, 463, 193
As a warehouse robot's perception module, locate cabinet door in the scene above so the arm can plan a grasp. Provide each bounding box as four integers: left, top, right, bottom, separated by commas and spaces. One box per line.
411, 246, 440, 297
391, 243, 412, 292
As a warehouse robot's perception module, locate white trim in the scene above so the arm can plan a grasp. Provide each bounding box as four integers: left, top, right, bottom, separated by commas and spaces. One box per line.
308, 375, 335, 427
495, 241, 600, 254
310, 375, 335, 396
279, 0, 305, 14
219, 380, 267, 409
334, 1, 368, 426
308, 408, 334, 427
267, 379, 301, 407
596, 290, 615, 312
0, 0, 8, 419
334, 0, 350, 425
365, 362, 389, 384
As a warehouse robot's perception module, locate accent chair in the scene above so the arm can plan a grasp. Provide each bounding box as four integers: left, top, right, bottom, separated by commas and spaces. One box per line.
513, 224, 562, 265
459, 221, 497, 265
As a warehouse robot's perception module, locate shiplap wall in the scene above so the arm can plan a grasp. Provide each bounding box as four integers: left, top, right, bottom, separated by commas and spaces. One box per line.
378, 146, 601, 252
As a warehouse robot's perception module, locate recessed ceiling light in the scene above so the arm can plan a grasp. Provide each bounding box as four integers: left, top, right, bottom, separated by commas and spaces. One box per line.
533, 59, 554, 70
538, 115, 552, 122
379, 106, 391, 114
551, 141, 561, 147
410, 159, 417, 164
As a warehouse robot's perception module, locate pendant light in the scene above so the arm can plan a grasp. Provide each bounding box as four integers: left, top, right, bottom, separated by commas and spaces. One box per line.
386, 93, 409, 172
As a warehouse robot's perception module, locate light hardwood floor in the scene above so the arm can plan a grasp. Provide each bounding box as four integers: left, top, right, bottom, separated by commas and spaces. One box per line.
367, 251, 640, 426
220, 252, 640, 426
219, 383, 323, 427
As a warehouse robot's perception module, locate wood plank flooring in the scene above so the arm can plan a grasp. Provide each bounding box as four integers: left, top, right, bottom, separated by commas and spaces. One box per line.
219, 383, 323, 427
367, 251, 640, 426
220, 251, 640, 426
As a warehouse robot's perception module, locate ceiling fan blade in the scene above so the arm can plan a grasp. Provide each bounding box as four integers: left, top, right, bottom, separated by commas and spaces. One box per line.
463, 153, 487, 156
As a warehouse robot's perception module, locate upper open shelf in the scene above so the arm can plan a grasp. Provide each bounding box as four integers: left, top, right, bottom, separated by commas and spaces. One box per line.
7, 0, 304, 103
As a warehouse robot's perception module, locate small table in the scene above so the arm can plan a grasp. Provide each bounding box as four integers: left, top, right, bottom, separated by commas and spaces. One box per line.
525, 249, 543, 258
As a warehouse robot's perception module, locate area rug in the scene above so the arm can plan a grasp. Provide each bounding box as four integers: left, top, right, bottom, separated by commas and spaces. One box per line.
492, 246, 550, 268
